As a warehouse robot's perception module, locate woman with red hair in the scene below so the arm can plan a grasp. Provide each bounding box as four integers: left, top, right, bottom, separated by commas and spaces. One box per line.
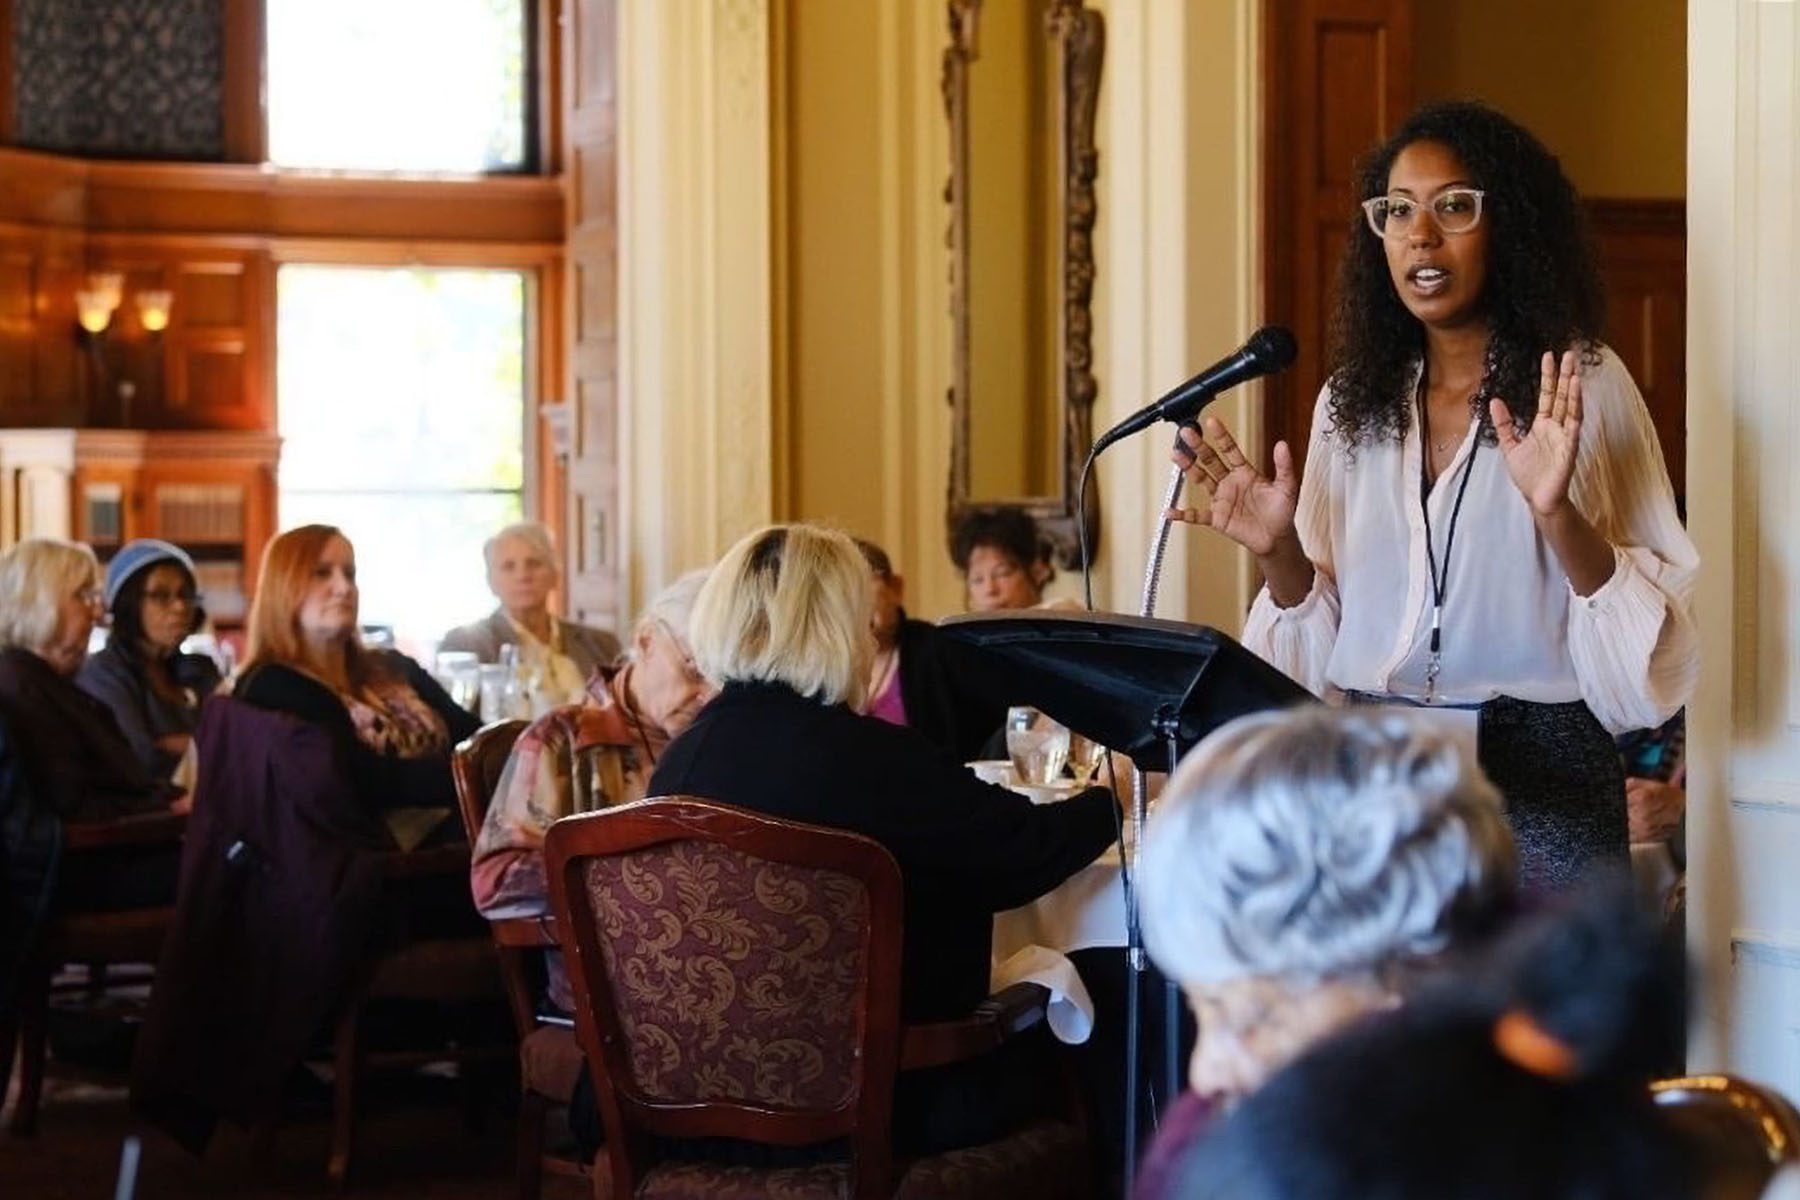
234, 525, 478, 844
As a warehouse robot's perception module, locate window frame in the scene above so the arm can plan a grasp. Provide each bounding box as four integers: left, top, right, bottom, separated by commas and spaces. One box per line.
230, 0, 555, 175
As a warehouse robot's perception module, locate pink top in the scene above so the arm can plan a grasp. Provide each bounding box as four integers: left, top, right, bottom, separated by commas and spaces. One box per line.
865, 656, 908, 728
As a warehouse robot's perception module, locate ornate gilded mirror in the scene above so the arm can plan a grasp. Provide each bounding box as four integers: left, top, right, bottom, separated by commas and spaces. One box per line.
944, 0, 1104, 567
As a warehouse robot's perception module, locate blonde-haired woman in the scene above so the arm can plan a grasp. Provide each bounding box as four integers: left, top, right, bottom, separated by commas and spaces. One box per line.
234, 525, 478, 846
0, 538, 179, 924
646, 523, 1117, 1156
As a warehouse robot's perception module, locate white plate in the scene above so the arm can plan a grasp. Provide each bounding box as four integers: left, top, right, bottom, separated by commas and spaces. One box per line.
967, 759, 1015, 786
1009, 780, 1084, 805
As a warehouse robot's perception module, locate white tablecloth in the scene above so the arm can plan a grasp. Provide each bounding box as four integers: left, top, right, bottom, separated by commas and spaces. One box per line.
988, 842, 1128, 1044
992, 842, 1127, 961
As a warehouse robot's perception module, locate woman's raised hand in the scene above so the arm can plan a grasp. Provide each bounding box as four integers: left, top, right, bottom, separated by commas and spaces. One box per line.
1491, 350, 1583, 518
1168, 417, 1299, 558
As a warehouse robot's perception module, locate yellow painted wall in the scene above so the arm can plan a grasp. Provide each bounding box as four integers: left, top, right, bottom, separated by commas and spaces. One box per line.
782, 1, 888, 540
1415, 0, 1685, 198
775, 0, 1260, 622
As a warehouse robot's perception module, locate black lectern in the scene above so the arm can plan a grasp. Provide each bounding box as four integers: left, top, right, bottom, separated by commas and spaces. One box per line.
939, 608, 1315, 1181
937, 608, 1314, 771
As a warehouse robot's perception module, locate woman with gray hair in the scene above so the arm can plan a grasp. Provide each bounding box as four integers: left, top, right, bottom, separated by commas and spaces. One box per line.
1133, 706, 1516, 1200
471, 569, 714, 948
0, 539, 182, 990
440, 521, 622, 704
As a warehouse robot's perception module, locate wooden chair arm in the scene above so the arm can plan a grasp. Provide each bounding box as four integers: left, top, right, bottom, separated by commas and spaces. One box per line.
899, 981, 1050, 1072
63, 810, 187, 851
490, 915, 559, 948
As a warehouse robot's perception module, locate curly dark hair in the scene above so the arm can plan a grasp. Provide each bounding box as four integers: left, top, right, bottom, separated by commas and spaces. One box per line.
1325, 101, 1606, 447
950, 507, 1052, 582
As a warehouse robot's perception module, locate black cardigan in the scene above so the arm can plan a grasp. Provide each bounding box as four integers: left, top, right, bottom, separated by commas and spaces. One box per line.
0, 647, 165, 823
234, 653, 479, 814
648, 680, 1117, 1023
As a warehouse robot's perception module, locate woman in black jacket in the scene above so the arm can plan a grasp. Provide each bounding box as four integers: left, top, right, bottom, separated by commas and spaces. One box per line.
234, 525, 478, 844
0, 538, 180, 945
644, 523, 1118, 1156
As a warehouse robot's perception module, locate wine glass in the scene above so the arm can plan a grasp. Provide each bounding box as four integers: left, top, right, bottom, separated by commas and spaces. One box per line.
1067, 732, 1105, 788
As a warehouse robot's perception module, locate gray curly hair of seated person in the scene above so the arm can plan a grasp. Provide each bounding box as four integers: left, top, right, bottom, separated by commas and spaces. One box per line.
1140, 707, 1516, 988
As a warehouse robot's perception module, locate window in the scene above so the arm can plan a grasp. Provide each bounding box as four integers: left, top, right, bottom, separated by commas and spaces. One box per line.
266, 0, 530, 173
277, 265, 528, 655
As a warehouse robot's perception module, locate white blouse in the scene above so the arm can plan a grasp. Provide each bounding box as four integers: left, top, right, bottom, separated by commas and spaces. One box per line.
1242, 346, 1697, 734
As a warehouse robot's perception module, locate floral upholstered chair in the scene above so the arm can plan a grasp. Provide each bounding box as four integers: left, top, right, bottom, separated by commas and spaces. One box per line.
544, 796, 1089, 1200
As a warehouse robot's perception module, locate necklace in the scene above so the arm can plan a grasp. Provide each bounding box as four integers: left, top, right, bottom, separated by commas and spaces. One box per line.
1417, 366, 1480, 704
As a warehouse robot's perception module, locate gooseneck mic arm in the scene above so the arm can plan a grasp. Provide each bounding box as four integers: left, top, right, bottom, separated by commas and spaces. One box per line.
1077, 323, 1296, 1198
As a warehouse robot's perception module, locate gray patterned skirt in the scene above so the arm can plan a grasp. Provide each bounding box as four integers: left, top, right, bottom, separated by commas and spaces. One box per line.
1476, 695, 1626, 890
1345, 693, 1626, 890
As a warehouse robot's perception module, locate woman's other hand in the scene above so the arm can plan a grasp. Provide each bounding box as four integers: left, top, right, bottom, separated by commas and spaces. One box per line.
1168, 417, 1299, 557
1491, 350, 1583, 519
1625, 776, 1684, 845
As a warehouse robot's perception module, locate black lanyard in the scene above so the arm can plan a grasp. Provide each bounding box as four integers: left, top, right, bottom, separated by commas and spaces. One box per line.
1417, 370, 1479, 701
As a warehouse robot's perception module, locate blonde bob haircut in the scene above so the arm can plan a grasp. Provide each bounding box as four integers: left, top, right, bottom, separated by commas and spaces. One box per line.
688, 524, 874, 709
0, 537, 99, 653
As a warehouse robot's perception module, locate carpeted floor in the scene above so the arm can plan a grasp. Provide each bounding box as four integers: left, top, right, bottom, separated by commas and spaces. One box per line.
0, 1066, 587, 1199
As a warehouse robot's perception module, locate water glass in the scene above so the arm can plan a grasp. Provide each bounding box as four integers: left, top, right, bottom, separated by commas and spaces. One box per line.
434, 650, 481, 713
478, 663, 521, 721
1006, 706, 1070, 786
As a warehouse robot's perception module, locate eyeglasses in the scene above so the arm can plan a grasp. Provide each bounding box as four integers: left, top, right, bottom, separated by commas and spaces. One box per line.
76, 586, 105, 609
144, 588, 198, 607
1361, 187, 1486, 239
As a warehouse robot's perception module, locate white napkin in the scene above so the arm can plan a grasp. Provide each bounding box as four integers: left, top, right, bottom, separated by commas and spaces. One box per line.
990, 944, 1095, 1045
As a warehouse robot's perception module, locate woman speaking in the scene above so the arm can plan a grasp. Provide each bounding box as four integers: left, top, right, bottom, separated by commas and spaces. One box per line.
1170, 102, 1696, 889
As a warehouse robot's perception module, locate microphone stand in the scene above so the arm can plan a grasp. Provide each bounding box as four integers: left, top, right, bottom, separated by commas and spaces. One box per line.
1118, 453, 1192, 1197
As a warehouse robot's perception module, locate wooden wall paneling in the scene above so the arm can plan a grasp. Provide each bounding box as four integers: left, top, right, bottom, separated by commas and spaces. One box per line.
560, 0, 619, 632
1261, 0, 1414, 465
163, 251, 269, 430
534, 0, 563, 175
532, 256, 569, 575
53, 156, 566, 243
0, 233, 40, 416
1589, 199, 1686, 507
222, 0, 267, 163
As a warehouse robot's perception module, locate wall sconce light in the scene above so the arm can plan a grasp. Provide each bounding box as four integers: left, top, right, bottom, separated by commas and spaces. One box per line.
135, 289, 174, 334
76, 272, 124, 336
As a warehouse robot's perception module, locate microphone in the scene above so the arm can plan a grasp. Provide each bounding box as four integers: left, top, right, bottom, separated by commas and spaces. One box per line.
1091, 325, 1298, 455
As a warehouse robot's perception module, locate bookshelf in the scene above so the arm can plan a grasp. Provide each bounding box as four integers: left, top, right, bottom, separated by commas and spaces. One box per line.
0, 429, 280, 626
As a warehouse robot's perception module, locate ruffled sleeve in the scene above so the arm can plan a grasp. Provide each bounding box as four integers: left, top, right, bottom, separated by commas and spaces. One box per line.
1242, 386, 1342, 696
1563, 350, 1698, 733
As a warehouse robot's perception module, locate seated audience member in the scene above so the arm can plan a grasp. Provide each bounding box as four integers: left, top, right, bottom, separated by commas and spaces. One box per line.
643, 523, 1116, 1156
853, 538, 1006, 761
234, 525, 479, 850
0, 538, 182, 914
951, 507, 1055, 612
78, 539, 221, 786
471, 570, 712, 939
1165, 881, 1695, 1200
440, 521, 622, 707
1134, 707, 1517, 1200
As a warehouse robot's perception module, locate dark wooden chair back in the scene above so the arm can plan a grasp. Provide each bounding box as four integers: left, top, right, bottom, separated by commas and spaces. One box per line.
1653, 1074, 1800, 1200
451, 719, 529, 846
546, 796, 906, 1200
